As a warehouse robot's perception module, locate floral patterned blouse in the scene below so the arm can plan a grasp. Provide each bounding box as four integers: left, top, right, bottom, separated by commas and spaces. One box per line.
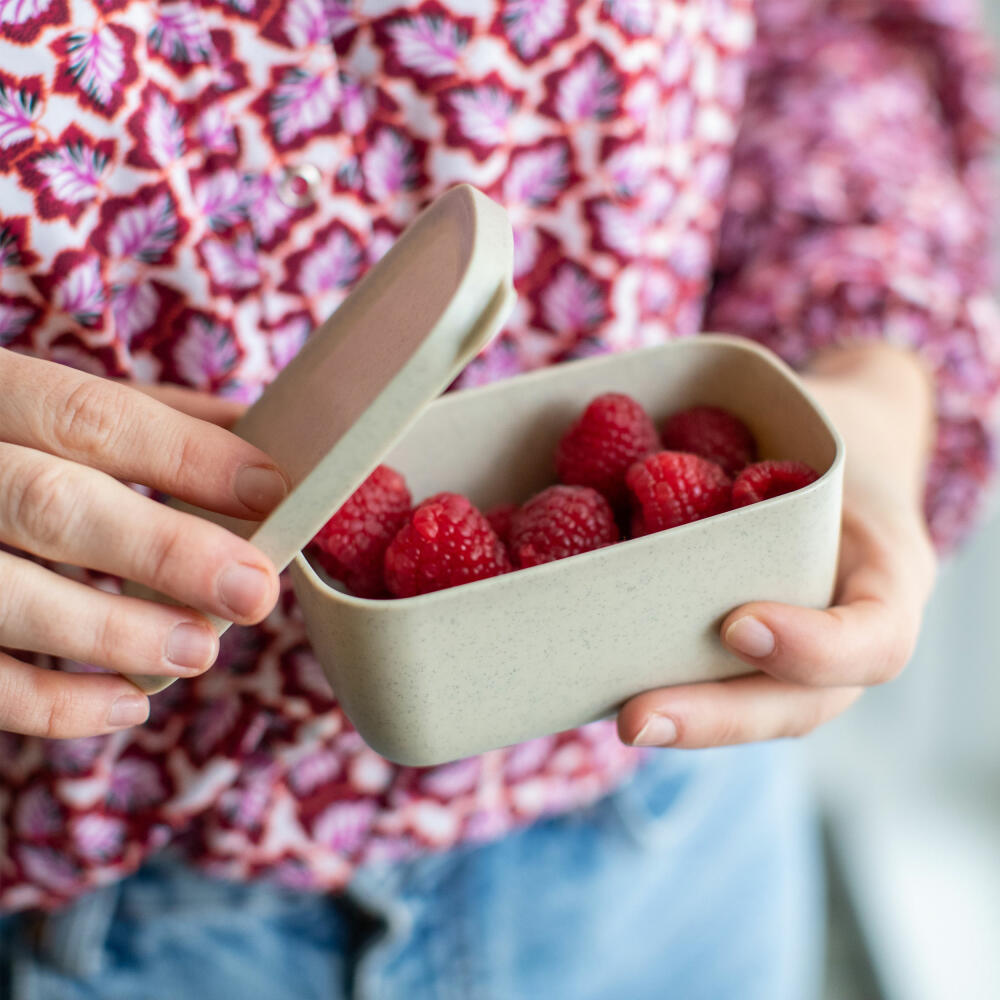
0, 0, 997, 910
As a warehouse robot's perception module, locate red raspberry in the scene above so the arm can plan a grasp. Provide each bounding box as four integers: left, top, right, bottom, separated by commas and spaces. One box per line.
509, 486, 619, 568
626, 451, 732, 536
485, 503, 517, 549
555, 393, 659, 507
731, 460, 819, 507
660, 406, 756, 477
384, 492, 511, 598
309, 465, 411, 598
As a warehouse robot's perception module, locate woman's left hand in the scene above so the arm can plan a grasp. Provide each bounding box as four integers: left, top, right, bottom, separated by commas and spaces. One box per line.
617, 341, 938, 749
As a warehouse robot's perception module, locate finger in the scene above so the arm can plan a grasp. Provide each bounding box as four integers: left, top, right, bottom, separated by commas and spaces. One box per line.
718, 596, 915, 688
0, 351, 285, 518
0, 443, 279, 624
0, 650, 149, 738
0, 550, 218, 677
124, 382, 247, 428
618, 673, 863, 749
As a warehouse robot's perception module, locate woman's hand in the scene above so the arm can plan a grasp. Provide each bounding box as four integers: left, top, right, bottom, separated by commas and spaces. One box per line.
618, 341, 938, 748
0, 351, 287, 739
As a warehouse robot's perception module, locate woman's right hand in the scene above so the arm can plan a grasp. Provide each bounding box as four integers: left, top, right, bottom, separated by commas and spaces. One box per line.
0, 349, 288, 739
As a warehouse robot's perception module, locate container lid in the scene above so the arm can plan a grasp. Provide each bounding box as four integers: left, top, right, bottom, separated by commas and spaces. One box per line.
217, 183, 515, 573
126, 185, 513, 691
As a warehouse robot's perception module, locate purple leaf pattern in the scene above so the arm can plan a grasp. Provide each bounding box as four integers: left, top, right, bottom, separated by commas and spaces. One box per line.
297, 224, 362, 295
0, 301, 34, 342
500, 0, 567, 62
144, 90, 185, 165
111, 280, 158, 342
541, 261, 607, 332
53, 256, 104, 325
149, 3, 212, 63
503, 140, 569, 206
34, 139, 108, 204
71, 814, 125, 861
64, 27, 125, 107
0, 0, 53, 27
106, 190, 178, 262
387, 13, 466, 78
13, 786, 63, 839
313, 800, 377, 853
201, 232, 260, 290
361, 127, 420, 201
195, 169, 250, 232
602, 0, 655, 35
106, 758, 167, 811
0, 80, 39, 149
173, 313, 241, 387
270, 67, 340, 146
450, 84, 515, 146
553, 48, 621, 121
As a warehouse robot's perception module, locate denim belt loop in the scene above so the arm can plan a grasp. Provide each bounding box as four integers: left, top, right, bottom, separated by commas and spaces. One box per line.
31, 880, 121, 979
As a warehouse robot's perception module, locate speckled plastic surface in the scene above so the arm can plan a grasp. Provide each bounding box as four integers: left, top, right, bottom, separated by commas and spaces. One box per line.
292, 335, 845, 766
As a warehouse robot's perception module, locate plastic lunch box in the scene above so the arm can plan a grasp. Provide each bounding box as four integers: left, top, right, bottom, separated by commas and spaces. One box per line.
128, 185, 844, 766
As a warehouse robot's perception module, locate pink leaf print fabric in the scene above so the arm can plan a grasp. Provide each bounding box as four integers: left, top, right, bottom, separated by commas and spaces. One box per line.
110, 281, 158, 343
64, 27, 125, 107
449, 83, 515, 148
295, 223, 362, 296
0, 0, 53, 27
361, 127, 421, 201
144, 91, 185, 165
503, 139, 570, 206
53, 257, 104, 325
1, 0, 997, 913
540, 261, 608, 333
71, 814, 126, 862
499, 0, 569, 62
313, 800, 378, 854
105, 189, 179, 262
34, 141, 107, 204
0, 79, 38, 150
270, 68, 340, 146
387, 12, 466, 78
173, 313, 241, 388
149, 2, 212, 63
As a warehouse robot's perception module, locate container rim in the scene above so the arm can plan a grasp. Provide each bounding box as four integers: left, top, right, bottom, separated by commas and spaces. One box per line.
294, 333, 845, 610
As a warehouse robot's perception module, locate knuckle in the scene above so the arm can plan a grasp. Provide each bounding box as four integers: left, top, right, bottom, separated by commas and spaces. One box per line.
41, 684, 78, 739
6, 459, 80, 549
90, 606, 127, 667
52, 377, 126, 459
145, 518, 192, 591
711, 714, 745, 746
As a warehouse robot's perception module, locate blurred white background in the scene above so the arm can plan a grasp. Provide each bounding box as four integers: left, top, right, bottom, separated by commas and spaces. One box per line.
815, 7, 1000, 990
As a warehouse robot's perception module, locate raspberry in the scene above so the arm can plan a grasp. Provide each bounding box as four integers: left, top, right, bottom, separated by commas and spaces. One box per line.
731, 460, 819, 507
660, 405, 756, 477
485, 503, 517, 549
384, 492, 511, 598
555, 393, 659, 507
509, 486, 619, 568
309, 465, 411, 598
626, 451, 732, 536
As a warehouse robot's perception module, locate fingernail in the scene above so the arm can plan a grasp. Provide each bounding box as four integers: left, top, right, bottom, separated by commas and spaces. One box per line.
219, 563, 272, 619
724, 616, 776, 659
165, 622, 218, 673
107, 695, 149, 729
234, 465, 288, 515
631, 715, 678, 747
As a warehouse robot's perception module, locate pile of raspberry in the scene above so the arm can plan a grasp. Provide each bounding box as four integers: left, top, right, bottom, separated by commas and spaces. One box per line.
308, 394, 819, 599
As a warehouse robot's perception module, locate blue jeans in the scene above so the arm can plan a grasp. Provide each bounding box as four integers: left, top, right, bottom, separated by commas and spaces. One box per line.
1, 742, 823, 1000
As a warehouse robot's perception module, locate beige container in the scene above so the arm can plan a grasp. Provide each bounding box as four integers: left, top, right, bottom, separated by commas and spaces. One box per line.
126, 185, 843, 768
293, 335, 844, 766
